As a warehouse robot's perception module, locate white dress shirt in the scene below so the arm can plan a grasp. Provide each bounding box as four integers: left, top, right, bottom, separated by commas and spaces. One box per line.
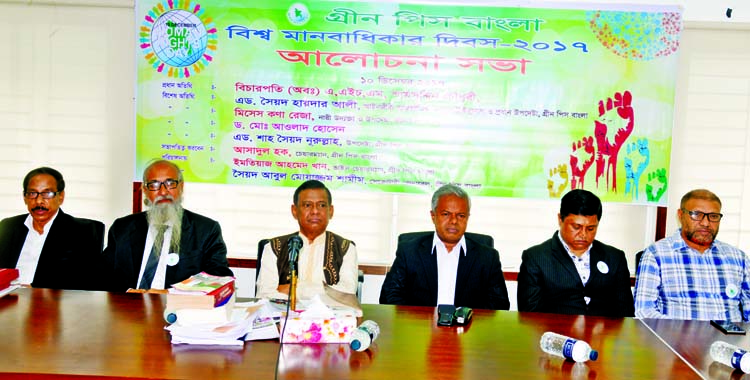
16, 212, 60, 284
434, 232, 467, 306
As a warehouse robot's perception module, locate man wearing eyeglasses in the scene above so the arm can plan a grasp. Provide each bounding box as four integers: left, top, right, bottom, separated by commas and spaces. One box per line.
0, 167, 104, 289
101, 159, 233, 292
634, 189, 750, 321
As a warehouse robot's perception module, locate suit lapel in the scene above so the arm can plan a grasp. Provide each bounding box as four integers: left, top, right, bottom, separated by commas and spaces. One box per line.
455, 240, 478, 304
130, 214, 150, 274
550, 232, 582, 281
166, 211, 193, 285
416, 236, 438, 303
177, 211, 193, 255
0, 217, 28, 268
33, 210, 68, 284
586, 243, 605, 287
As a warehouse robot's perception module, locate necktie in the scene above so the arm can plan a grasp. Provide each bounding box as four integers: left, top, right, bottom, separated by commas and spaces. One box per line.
139, 225, 167, 289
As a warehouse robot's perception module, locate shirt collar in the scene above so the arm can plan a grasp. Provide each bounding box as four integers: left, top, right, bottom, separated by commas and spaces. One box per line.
299, 231, 327, 245
24, 209, 60, 235
432, 232, 466, 256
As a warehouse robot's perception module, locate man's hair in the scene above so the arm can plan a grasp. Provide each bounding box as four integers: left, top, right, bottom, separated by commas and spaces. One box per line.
680, 189, 722, 209
431, 184, 471, 212
293, 180, 332, 205
142, 159, 184, 182
560, 189, 602, 220
23, 167, 65, 192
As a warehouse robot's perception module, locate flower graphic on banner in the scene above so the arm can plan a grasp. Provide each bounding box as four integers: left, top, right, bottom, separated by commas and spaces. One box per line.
586, 11, 682, 60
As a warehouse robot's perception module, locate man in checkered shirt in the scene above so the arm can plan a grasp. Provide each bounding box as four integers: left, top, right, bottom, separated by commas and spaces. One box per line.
634, 189, 750, 321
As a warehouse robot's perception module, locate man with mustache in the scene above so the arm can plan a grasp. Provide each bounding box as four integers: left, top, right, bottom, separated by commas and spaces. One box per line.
256, 180, 359, 300
0, 167, 104, 289
101, 160, 233, 291
517, 189, 634, 317
634, 189, 750, 321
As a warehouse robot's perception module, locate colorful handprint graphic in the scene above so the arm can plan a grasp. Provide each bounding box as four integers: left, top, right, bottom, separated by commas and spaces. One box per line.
645, 168, 667, 202
547, 163, 569, 197
623, 138, 650, 200
570, 136, 595, 189
594, 91, 634, 192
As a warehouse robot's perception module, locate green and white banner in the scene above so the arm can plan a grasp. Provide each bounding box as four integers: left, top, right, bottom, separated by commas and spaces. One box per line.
136, 0, 681, 205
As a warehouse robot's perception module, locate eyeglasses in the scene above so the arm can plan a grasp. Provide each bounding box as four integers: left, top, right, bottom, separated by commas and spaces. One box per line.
23, 191, 60, 199
144, 179, 180, 191
682, 209, 723, 222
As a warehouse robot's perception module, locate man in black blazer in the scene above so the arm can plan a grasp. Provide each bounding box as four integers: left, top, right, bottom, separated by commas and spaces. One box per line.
379, 184, 510, 310
101, 160, 233, 292
517, 189, 634, 317
0, 167, 104, 290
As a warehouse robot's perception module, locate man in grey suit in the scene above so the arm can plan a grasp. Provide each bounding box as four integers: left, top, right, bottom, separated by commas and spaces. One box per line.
517, 189, 634, 317
379, 184, 509, 310
101, 160, 233, 292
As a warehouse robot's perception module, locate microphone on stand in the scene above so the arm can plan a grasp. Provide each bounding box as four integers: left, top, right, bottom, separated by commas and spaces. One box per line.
288, 235, 303, 311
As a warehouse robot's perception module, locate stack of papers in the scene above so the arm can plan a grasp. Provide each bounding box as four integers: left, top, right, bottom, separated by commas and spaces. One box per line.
166, 307, 256, 346
167, 299, 283, 346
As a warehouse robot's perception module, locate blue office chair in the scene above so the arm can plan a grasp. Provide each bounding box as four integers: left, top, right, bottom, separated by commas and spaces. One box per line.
255, 238, 364, 301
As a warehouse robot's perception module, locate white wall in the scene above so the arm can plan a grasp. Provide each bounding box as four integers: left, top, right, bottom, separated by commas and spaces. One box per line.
1, 0, 749, 305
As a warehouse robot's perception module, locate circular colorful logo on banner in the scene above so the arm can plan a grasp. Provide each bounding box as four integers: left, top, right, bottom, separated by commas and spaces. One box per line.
139, 1, 217, 77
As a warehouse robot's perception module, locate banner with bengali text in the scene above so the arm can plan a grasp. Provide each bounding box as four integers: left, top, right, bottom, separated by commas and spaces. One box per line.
136, 0, 682, 205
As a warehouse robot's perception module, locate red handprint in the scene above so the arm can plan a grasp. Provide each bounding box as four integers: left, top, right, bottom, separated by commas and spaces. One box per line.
570, 136, 595, 189
594, 90, 634, 192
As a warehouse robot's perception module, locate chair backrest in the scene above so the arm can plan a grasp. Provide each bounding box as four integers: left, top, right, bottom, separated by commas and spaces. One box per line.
634, 250, 644, 277
256, 239, 270, 285
397, 231, 494, 248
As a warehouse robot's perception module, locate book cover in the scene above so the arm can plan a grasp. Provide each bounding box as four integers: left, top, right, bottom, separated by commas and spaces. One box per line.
0, 268, 19, 290
167, 272, 235, 310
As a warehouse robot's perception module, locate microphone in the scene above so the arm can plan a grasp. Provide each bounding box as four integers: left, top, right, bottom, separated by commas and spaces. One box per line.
287, 235, 303, 311
288, 235, 303, 270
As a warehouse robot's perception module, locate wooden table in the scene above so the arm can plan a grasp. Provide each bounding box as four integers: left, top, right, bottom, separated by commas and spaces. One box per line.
641, 318, 750, 380
0, 288, 701, 379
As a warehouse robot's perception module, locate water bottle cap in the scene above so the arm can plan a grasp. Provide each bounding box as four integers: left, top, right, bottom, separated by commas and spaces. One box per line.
350, 340, 362, 351
589, 350, 599, 361
740, 352, 750, 373
165, 312, 177, 324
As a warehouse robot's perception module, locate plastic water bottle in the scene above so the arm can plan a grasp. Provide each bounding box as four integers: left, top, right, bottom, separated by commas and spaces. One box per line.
540, 332, 598, 362
710, 341, 750, 373
349, 320, 380, 352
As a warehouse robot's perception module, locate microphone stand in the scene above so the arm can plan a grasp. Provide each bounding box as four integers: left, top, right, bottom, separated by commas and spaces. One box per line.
289, 259, 298, 311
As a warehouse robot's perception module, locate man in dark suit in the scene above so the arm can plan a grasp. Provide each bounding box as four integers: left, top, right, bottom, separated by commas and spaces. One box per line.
517, 189, 634, 317
101, 160, 233, 292
379, 184, 510, 310
0, 167, 104, 290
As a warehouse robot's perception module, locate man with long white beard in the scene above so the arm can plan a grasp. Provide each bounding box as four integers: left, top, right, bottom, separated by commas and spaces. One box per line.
101, 160, 233, 292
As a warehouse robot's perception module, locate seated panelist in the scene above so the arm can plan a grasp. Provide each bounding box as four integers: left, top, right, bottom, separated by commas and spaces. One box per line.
517, 189, 634, 317
379, 184, 510, 310
0, 167, 104, 290
256, 180, 359, 300
635, 189, 750, 321
101, 159, 233, 292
